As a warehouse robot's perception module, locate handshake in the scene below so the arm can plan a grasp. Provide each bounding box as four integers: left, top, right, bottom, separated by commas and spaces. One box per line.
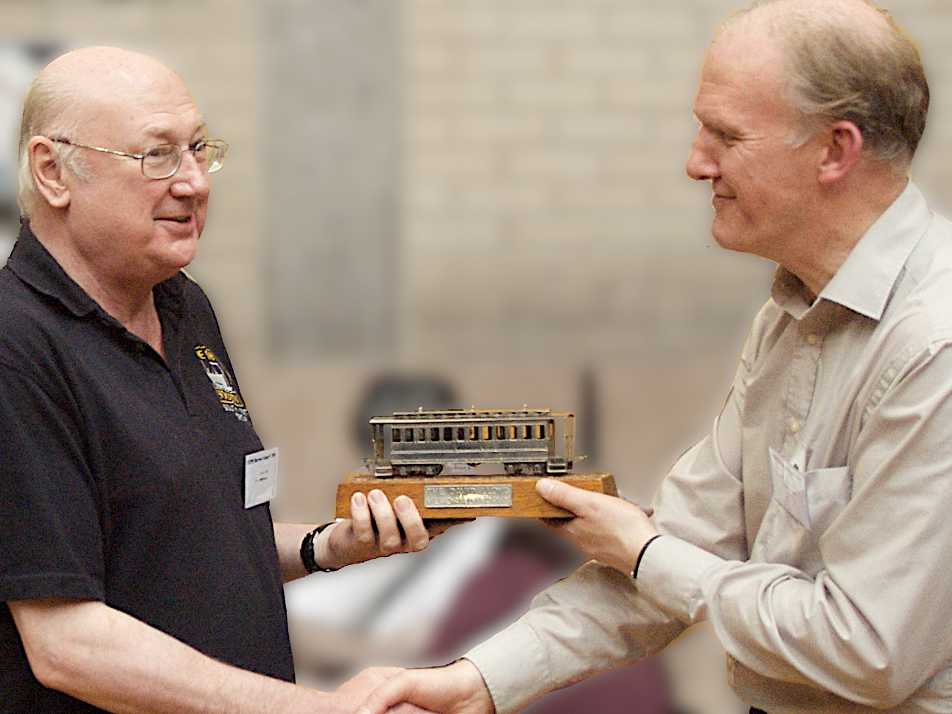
335, 659, 492, 714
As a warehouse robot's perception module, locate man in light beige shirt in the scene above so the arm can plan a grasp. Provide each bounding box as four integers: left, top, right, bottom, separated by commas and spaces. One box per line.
357, 1, 952, 713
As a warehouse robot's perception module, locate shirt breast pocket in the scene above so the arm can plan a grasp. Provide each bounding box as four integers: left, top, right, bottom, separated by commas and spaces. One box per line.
804, 465, 851, 534
769, 449, 852, 535
764, 452, 851, 572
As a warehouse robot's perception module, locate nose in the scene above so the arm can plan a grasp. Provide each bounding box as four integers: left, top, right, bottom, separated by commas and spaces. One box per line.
686, 128, 719, 182
169, 150, 210, 199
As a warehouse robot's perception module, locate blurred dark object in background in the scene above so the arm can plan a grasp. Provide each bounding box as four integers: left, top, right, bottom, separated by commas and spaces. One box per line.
351, 373, 458, 452
428, 519, 672, 713
0, 41, 60, 263
579, 365, 600, 469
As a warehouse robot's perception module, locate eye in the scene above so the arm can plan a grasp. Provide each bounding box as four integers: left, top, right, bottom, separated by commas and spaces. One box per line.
720, 128, 744, 146
146, 144, 176, 159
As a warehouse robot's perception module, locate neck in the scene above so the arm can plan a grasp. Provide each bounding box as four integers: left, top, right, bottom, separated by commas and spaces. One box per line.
29, 213, 165, 352
782, 174, 908, 299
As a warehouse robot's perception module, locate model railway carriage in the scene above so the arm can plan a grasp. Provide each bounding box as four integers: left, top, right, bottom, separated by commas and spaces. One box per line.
369, 408, 575, 477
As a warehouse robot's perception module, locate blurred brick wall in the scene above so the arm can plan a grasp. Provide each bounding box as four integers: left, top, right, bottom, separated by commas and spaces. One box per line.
402, 0, 770, 364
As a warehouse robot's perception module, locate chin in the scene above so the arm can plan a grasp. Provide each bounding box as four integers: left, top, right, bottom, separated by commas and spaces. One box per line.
710, 217, 752, 254
156, 241, 198, 277
710, 224, 737, 250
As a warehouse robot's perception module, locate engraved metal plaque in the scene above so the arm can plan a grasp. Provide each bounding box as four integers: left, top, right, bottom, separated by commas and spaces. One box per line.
424, 484, 513, 509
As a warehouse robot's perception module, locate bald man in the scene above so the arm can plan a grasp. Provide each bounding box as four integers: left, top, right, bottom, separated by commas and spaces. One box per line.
0, 47, 435, 713
356, 2, 952, 713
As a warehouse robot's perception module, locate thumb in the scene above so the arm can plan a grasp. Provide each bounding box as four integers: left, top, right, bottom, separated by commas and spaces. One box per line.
536, 478, 590, 514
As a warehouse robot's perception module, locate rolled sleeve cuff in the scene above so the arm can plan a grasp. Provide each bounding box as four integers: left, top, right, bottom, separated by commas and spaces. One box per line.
0, 572, 104, 603
635, 535, 723, 624
465, 620, 549, 714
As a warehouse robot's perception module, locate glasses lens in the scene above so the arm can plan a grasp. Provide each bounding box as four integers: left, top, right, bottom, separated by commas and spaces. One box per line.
142, 144, 179, 179
204, 141, 227, 174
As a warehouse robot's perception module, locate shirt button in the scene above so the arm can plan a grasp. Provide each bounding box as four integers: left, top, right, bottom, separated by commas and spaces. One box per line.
884, 368, 897, 381
806, 334, 820, 346
789, 418, 801, 434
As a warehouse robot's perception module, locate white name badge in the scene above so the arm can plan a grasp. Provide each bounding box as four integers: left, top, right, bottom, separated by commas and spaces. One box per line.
245, 447, 279, 509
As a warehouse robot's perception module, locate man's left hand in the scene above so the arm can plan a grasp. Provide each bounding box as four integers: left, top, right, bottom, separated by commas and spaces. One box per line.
536, 478, 658, 575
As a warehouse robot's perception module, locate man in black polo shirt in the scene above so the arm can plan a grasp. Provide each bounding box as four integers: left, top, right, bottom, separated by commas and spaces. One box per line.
0, 46, 433, 712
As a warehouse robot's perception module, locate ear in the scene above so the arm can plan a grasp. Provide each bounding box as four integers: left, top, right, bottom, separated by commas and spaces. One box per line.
818, 120, 863, 185
28, 137, 71, 209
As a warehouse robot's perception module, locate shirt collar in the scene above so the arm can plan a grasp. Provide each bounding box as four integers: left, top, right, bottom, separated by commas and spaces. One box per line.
771, 181, 931, 322
6, 220, 186, 324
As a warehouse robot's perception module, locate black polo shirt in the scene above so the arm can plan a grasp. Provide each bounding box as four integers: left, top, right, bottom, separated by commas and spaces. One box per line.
0, 223, 294, 712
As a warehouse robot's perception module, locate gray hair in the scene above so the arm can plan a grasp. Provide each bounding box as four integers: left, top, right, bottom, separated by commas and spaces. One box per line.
17, 71, 91, 219
727, 0, 929, 166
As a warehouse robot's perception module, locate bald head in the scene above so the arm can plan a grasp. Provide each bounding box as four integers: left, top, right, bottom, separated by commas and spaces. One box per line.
17, 47, 193, 218
39, 47, 187, 109
719, 0, 929, 166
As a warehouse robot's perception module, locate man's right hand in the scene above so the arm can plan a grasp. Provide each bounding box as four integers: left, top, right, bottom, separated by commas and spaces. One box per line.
332, 667, 436, 714
356, 659, 494, 714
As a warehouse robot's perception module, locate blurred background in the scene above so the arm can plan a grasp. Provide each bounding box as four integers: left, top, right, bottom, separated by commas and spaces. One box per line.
3, 2, 952, 712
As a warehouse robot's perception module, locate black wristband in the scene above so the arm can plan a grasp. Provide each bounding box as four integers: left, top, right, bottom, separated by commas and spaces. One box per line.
300, 521, 339, 574
631, 534, 663, 580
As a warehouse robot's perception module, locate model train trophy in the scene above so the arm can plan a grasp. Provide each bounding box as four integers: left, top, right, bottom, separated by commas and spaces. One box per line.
336, 407, 617, 519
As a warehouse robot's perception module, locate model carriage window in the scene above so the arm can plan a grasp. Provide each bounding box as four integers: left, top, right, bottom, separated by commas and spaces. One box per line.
369, 410, 574, 478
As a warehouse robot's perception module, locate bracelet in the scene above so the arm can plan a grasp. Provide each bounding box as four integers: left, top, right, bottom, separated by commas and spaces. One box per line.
631, 534, 663, 580
300, 521, 339, 574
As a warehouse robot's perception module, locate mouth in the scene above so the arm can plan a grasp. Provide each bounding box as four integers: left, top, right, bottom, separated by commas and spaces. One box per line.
155, 215, 194, 227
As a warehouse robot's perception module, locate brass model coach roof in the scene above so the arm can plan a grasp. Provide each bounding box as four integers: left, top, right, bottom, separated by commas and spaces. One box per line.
371, 408, 574, 424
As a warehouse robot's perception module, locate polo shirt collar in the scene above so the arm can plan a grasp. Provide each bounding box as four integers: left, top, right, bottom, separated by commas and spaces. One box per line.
7, 220, 99, 318
771, 180, 930, 321
7, 220, 186, 324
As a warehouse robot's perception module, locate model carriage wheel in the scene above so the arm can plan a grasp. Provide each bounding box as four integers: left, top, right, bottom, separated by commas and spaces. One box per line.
393, 464, 444, 477
504, 462, 544, 476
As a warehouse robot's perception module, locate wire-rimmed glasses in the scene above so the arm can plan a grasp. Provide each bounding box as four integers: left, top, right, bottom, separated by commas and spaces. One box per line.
50, 137, 229, 179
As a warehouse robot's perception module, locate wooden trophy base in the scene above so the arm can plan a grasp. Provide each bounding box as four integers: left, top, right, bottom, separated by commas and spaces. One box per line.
335, 472, 617, 520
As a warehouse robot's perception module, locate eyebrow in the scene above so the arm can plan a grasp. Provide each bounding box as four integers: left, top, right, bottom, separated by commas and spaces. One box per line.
694, 112, 742, 137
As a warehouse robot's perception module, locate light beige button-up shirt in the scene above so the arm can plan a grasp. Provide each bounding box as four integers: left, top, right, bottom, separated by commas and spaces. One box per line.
467, 182, 952, 713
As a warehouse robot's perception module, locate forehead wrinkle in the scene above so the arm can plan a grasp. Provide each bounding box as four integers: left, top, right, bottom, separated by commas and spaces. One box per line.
701, 25, 799, 126
141, 118, 207, 142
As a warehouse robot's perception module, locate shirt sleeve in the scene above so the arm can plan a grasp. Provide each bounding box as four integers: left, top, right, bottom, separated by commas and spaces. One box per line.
465, 360, 750, 714
636, 341, 952, 709
0, 361, 105, 603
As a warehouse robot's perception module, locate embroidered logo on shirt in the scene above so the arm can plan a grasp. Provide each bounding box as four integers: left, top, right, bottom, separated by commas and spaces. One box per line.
194, 345, 249, 422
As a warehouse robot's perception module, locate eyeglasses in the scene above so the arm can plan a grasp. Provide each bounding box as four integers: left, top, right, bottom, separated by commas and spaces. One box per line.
50, 137, 229, 180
